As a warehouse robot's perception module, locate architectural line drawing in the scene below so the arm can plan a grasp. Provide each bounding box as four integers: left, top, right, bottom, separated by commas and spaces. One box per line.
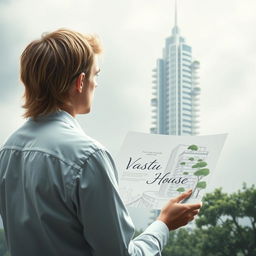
120, 144, 209, 209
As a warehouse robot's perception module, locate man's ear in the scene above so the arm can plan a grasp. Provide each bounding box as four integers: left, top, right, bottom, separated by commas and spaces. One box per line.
75, 72, 86, 93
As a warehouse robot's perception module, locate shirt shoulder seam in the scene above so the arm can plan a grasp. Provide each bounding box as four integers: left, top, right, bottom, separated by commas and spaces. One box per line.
69, 148, 105, 184
0, 146, 104, 172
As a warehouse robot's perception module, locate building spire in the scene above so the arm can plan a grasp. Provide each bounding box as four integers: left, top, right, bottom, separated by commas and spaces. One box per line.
172, 0, 180, 35
175, 0, 177, 27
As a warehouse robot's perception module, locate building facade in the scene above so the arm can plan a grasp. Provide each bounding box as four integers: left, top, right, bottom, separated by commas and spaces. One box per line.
149, 1, 201, 224
150, 4, 200, 136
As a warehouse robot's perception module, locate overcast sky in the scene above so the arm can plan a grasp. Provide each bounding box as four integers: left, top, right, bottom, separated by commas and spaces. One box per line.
0, 0, 256, 229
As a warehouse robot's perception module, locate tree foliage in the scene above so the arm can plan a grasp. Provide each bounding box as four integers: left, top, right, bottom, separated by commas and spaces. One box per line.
163, 183, 256, 256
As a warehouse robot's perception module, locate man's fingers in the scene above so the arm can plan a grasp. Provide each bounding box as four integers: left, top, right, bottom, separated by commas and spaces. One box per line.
173, 189, 192, 203
188, 216, 195, 222
185, 202, 202, 210
191, 209, 199, 216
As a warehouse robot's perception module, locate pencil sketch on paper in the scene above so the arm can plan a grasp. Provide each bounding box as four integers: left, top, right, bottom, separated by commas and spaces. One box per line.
120, 144, 210, 209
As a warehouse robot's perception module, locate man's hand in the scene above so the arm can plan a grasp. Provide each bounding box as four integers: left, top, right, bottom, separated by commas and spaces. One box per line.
157, 189, 202, 230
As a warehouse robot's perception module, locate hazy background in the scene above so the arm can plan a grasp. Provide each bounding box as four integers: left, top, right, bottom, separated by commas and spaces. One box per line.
0, 0, 255, 229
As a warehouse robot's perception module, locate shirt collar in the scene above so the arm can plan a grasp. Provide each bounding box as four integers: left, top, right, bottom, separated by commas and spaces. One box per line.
28, 110, 84, 133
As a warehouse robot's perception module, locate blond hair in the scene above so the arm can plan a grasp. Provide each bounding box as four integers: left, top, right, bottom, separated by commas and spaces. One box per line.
20, 28, 102, 119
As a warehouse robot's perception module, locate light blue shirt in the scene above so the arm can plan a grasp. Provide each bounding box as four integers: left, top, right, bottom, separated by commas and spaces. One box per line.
0, 110, 169, 256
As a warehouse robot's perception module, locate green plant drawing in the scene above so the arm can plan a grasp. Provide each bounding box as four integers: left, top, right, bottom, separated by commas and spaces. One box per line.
188, 144, 198, 151
192, 161, 207, 169
196, 181, 207, 197
177, 187, 185, 193
178, 145, 209, 199
192, 159, 210, 198
194, 168, 210, 179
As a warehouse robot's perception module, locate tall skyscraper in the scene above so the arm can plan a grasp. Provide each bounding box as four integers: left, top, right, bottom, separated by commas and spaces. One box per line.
150, 0, 200, 136
149, 0, 200, 224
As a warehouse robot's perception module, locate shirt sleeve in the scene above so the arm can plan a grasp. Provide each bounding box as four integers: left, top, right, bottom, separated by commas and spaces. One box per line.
70, 148, 169, 256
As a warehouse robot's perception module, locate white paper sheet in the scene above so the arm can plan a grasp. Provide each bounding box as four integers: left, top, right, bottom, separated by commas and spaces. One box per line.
116, 131, 227, 209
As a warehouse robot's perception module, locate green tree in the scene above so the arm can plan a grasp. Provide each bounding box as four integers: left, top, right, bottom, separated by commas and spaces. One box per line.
163, 228, 204, 256
162, 184, 256, 256
196, 183, 256, 255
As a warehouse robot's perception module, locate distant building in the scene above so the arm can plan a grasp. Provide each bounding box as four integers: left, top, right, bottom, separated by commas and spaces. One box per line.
149, 0, 201, 224
150, 0, 200, 136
